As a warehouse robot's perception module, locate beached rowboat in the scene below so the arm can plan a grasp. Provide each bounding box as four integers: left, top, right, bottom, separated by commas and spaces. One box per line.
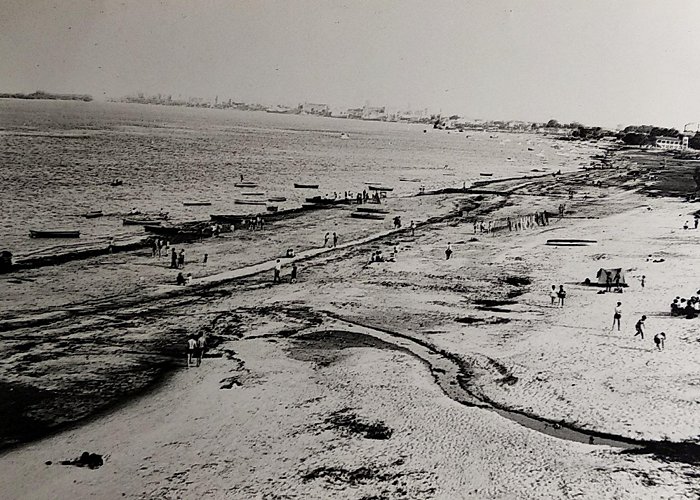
294, 183, 319, 189
356, 207, 389, 214
183, 201, 212, 206
268, 196, 287, 202
234, 182, 257, 188
241, 192, 265, 196
234, 199, 267, 205
82, 210, 103, 219
399, 178, 421, 182
350, 212, 385, 220
367, 185, 394, 191
479, 173, 494, 177
123, 218, 163, 226
30, 230, 80, 238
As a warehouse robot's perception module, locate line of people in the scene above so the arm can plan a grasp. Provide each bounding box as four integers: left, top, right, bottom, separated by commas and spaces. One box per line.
473, 210, 550, 235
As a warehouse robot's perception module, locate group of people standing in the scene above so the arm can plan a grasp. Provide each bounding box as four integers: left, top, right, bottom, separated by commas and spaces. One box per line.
472, 211, 550, 235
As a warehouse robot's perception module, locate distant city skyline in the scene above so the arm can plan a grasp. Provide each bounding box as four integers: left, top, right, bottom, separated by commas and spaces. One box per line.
3, 1, 700, 129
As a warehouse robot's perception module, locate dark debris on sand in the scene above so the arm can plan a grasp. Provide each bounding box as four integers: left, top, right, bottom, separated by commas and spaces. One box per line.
322, 408, 393, 440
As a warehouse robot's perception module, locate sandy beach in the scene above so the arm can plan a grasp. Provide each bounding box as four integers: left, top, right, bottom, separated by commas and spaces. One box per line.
2, 145, 700, 498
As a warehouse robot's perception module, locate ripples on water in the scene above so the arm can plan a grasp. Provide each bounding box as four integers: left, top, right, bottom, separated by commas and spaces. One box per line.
0, 100, 591, 254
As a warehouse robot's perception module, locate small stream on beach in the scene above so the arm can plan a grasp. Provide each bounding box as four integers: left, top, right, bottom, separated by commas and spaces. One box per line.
288, 315, 700, 464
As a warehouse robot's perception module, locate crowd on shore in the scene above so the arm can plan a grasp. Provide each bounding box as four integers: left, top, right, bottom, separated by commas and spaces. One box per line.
472, 210, 552, 234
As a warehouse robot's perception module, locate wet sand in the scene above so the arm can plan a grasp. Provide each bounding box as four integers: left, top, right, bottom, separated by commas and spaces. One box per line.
2, 145, 700, 498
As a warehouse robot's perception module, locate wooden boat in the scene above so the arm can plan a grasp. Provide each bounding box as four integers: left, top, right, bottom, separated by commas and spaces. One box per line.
82, 210, 103, 219
268, 196, 287, 202
123, 218, 163, 226
356, 207, 389, 214
144, 225, 200, 238
294, 183, 319, 189
183, 201, 212, 206
266, 206, 279, 212
367, 185, 394, 191
241, 192, 265, 196
234, 182, 257, 188
30, 230, 80, 238
350, 212, 385, 220
399, 177, 421, 182
479, 173, 494, 177
234, 199, 267, 205
546, 239, 597, 246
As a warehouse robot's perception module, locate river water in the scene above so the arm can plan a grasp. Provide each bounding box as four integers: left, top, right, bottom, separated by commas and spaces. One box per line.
1, 100, 592, 255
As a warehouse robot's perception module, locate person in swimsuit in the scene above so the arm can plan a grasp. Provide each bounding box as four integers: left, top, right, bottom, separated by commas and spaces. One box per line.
187, 335, 197, 367
634, 315, 646, 339
653, 332, 666, 351
612, 302, 622, 331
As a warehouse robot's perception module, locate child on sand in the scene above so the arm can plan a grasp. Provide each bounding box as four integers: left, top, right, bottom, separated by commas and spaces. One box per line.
612, 302, 622, 331
654, 332, 666, 351
445, 243, 453, 260
634, 315, 646, 339
550, 285, 557, 305
187, 335, 197, 368
557, 285, 566, 307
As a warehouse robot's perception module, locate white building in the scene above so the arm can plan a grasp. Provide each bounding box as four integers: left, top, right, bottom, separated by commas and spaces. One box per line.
656, 135, 688, 150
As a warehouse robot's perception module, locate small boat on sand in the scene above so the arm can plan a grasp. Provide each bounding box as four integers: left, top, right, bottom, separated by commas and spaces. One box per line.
30, 230, 80, 238
350, 212, 385, 220
241, 192, 265, 196
356, 207, 389, 214
479, 173, 493, 177
367, 185, 393, 191
234, 199, 267, 205
546, 239, 597, 246
82, 210, 103, 219
399, 177, 421, 182
123, 218, 163, 226
268, 196, 287, 202
183, 201, 212, 206
294, 183, 319, 189
267, 206, 278, 212
234, 182, 258, 188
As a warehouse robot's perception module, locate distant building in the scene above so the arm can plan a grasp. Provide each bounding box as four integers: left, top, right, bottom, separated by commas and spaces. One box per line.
362, 106, 386, 121
301, 103, 329, 115
656, 136, 688, 150
346, 107, 364, 119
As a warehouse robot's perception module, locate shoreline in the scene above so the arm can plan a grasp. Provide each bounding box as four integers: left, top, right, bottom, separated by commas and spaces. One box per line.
3, 145, 700, 496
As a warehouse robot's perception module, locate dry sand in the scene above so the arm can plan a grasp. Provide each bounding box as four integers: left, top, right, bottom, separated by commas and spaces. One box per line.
2, 145, 700, 498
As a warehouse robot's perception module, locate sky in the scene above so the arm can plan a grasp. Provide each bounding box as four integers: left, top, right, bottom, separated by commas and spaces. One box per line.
2, 0, 700, 128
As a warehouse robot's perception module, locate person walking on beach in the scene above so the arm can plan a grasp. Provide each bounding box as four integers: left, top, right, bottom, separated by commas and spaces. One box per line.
186, 335, 197, 368
333, 232, 338, 247
445, 242, 453, 260
273, 259, 282, 283
605, 272, 612, 292
196, 333, 205, 367
324, 232, 330, 247
550, 285, 558, 305
170, 248, 178, 269
557, 285, 566, 307
410, 220, 416, 237
641, 275, 646, 288
151, 239, 158, 257
634, 315, 646, 339
290, 263, 298, 283
654, 332, 666, 351
612, 302, 622, 331
157, 238, 163, 258
178, 249, 185, 269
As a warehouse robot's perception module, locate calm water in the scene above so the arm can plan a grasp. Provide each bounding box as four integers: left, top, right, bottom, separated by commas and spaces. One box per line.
0, 100, 592, 255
